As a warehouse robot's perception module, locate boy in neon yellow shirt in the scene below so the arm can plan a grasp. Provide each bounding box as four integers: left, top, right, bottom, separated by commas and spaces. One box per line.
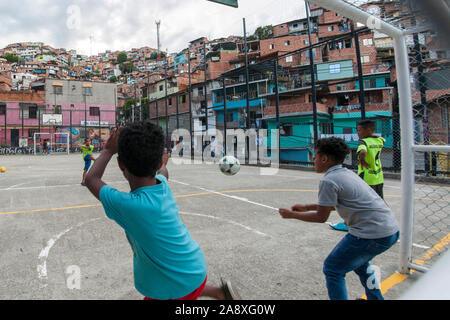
80, 138, 95, 186
356, 120, 385, 198
331, 120, 385, 232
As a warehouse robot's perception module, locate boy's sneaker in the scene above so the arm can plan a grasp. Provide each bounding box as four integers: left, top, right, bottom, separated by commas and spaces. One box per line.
328, 222, 349, 232
220, 278, 241, 300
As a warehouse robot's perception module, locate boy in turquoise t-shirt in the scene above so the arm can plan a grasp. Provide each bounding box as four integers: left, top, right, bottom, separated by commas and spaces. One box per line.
85, 122, 240, 300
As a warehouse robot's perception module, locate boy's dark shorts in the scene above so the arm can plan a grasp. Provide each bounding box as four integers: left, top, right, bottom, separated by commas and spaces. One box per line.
370, 183, 384, 199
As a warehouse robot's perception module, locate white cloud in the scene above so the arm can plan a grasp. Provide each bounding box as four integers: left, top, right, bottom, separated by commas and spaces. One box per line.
0, 0, 306, 55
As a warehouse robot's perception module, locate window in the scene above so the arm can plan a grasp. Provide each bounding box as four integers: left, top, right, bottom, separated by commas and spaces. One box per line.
343, 127, 353, 134
53, 105, 62, 114
344, 39, 352, 48
180, 95, 186, 103
441, 106, 449, 128
280, 124, 293, 136
306, 48, 316, 59
286, 55, 293, 63
269, 44, 274, 50
363, 78, 377, 88
361, 55, 370, 64
168, 97, 172, 106
363, 38, 374, 46
89, 107, 100, 116
328, 26, 334, 31
29, 105, 37, 119
329, 63, 341, 74
53, 86, 63, 95
0, 104, 5, 115
224, 112, 234, 122
337, 94, 350, 106
82, 87, 92, 96
303, 39, 308, 45
321, 123, 334, 134
28, 129, 38, 139
284, 40, 291, 46
159, 85, 164, 91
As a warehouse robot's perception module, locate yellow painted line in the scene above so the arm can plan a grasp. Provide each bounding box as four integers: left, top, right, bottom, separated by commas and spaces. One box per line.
362, 232, 450, 299
175, 192, 215, 198
0, 204, 101, 216
2, 188, 448, 216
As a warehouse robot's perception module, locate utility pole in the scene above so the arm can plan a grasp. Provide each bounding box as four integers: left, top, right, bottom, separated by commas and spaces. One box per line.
156, 20, 161, 61
243, 18, 250, 163
351, 22, 366, 120
306, 1, 318, 145
188, 48, 193, 160
203, 40, 208, 133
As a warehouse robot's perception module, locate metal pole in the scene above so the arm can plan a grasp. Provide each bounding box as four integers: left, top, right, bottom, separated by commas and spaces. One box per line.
352, 21, 366, 120
21, 104, 24, 140
176, 93, 179, 130
69, 109, 72, 150
4, 107, 7, 145
98, 110, 101, 148
188, 48, 193, 160
243, 17, 251, 163
394, 35, 415, 274
306, 1, 318, 145
413, 32, 431, 174
223, 77, 227, 155
203, 41, 208, 134
84, 94, 87, 139
164, 61, 169, 148
274, 59, 280, 162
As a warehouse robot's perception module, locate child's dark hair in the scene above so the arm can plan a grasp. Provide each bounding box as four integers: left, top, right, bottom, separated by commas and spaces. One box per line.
118, 121, 165, 177
315, 137, 350, 164
357, 120, 376, 130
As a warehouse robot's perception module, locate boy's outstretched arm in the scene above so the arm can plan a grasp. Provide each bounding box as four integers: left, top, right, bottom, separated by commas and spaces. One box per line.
278, 204, 333, 223
85, 128, 120, 200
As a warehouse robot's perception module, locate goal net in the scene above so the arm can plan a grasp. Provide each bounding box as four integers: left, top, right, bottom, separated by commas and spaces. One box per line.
34, 132, 70, 155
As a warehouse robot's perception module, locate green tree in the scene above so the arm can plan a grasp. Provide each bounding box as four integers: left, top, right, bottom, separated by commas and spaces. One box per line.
117, 52, 128, 64
252, 25, 274, 40
2, 52, 19, 63
119, 62, 136, 74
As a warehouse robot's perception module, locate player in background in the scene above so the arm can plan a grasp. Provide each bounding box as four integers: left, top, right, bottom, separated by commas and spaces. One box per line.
330, 120, 386, 232
80, 138, 95, 186
356, 120, 386, 199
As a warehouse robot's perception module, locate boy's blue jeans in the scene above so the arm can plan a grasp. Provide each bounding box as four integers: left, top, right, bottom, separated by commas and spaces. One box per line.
323, 231, 399, 300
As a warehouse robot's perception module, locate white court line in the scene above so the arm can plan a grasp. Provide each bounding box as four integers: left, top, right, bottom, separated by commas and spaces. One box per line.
170, 179, 278, 212
5, 182, 29, 190
37, 218, 101, 286
180, 211, 270, 238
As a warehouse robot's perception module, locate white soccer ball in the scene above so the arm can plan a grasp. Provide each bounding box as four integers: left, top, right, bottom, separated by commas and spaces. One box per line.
219, 156, 240, 176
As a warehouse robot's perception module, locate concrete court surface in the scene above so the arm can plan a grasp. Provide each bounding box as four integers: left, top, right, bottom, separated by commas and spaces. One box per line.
0, 153, 423, 300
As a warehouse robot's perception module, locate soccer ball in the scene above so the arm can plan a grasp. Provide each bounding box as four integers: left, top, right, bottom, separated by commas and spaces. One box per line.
219, 156, 240, 176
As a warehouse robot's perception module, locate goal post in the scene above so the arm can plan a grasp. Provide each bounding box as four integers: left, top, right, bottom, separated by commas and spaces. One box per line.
33, 132, 70, 155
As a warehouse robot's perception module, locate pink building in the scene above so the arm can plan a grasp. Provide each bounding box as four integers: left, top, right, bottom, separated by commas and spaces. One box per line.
0, 79, 117, 148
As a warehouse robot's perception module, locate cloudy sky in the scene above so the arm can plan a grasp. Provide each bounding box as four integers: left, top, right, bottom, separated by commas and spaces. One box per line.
0, 0, 307, 56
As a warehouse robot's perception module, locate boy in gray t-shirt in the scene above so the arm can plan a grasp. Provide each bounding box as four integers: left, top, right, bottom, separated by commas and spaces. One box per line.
279, 137, 399, 300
